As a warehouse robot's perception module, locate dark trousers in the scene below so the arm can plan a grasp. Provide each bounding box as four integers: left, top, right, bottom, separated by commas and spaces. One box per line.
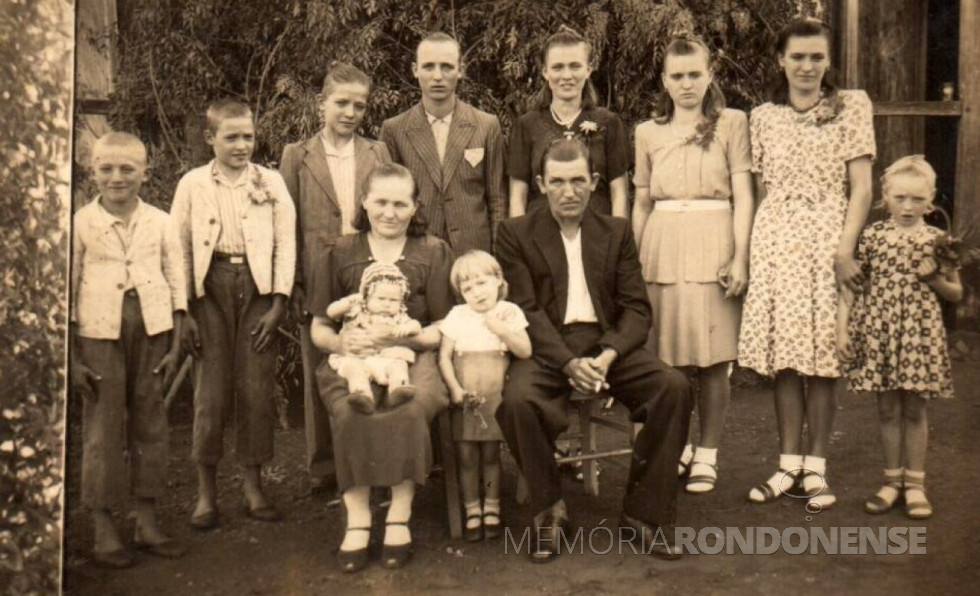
300, 323, 334, 479
79, 292, 169, 509
497, 324, 692, 527
190, 261, 276, 465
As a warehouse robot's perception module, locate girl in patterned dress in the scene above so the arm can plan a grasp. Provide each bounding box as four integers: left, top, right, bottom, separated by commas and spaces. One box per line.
738, 18, 875, 510
632, 35, 754, 494
438, 250, 531, 541
838, 156, 962, 519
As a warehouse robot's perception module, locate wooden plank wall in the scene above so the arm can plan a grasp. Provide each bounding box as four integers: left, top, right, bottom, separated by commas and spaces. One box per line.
74, 0, 116, 210
859, 0, 929, 191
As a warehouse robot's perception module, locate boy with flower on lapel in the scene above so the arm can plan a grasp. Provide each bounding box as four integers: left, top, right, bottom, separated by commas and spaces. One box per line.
380, 32, 506, 255
170, 99, 296, 530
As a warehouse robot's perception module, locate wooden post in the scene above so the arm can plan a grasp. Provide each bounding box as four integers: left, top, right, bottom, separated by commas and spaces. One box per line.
857, 0, 928, 194
955, 0, 980, 327
843, 0, 861, 89
74, 0, 118, 211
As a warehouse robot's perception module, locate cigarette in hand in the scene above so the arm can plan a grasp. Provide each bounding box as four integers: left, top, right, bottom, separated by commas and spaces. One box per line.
593, 380, 603, 393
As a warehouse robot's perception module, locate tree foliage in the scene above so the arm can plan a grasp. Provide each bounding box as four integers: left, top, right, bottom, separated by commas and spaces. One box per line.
1, 0, 72, 593
96, 0, 822, 210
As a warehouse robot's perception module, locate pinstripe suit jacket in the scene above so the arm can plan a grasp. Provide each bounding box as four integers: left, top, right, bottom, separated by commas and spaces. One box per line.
380, 100, 506, 255
279, 134, 391, 289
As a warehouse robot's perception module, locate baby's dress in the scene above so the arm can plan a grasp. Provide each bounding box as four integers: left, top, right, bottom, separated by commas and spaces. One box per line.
439, 300, 528, 441
328, 300, 417, 380
847, 220, 954, 399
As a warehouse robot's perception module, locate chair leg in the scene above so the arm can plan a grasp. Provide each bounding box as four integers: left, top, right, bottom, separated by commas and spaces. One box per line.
580, 400, 600, 497
437, 409, 462, 539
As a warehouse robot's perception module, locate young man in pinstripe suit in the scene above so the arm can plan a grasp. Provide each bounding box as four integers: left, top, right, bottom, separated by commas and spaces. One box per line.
380, 32, 506, 255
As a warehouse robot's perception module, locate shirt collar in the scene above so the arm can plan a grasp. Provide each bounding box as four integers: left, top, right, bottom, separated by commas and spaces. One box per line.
559, 226, 582, 245
210, 159, 254, 188
94, 196, 144, 228
320, 134, 356, 158
425, 106, 455, 127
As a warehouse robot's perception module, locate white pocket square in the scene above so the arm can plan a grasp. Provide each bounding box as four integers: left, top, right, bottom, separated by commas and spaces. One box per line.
464, 147, 485, 167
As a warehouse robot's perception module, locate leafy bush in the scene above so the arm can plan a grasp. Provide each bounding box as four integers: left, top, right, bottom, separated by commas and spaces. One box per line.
1, 0, 72, 593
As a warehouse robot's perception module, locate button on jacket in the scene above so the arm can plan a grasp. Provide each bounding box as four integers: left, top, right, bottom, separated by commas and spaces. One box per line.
71, 198, 188, 339
170, 161, 296, 299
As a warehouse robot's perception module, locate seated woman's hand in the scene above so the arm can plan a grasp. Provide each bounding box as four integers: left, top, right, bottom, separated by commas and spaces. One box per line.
339, 327, 378, 357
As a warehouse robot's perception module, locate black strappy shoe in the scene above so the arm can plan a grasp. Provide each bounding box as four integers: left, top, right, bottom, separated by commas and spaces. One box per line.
381, 522, 412, 569
337, 528, 371, 573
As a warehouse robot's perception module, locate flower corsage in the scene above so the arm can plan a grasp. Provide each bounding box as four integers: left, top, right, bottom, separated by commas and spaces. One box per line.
246, 168, 277, 205
564, 119, 601, 141
684, 113, 720, 150
806, 91, 844, 126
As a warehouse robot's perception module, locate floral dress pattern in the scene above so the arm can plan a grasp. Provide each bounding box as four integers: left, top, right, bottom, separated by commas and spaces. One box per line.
738, 90, 876, 377
847, 220, 954, 399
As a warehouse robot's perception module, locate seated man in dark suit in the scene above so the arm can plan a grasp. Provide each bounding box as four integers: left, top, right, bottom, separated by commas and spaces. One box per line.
495, 137, 692, 562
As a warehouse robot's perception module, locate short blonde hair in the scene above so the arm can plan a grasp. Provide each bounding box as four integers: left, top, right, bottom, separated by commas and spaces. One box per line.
881, 155, 937, 198
92, 131, 147, 165
449, 250, 508, 301
206, 98, 253, 134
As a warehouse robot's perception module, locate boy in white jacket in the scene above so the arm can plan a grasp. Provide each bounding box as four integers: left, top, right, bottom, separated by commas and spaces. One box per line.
171, 99, 296, 529
71, 132, 186, 567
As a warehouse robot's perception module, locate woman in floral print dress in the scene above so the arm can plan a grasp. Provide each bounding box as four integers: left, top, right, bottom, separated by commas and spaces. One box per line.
738, 18, 875, 510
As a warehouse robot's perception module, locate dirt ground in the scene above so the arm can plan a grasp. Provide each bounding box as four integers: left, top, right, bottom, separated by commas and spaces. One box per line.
61, 333, 980, 596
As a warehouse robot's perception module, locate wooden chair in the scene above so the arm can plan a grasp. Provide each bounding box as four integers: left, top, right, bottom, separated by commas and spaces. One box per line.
515, 390, 636, 503
436, 408, 463, 538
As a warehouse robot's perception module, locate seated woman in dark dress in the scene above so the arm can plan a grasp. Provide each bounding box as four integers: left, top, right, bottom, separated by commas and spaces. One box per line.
308, 163, 454, 572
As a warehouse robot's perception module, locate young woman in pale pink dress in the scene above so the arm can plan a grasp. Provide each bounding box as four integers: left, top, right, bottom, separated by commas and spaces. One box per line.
633, 35, 754, 494
738, 18, 875, 510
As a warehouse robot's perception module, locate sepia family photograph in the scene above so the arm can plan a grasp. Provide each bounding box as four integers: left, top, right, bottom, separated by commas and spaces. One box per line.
2, 0, 980, 594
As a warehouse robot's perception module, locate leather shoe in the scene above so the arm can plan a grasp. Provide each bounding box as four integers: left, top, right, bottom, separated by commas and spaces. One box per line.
189, 509, 219, 531
133, 536, 187, 559
380, 522, 412, 569
337, 528, 371, 573
310, 475, 331, 495
91, 548, 135, 569
387, 384, 416, 409
619, 513, 682, 560
348, 391, 376, 414
245, 502, 283, 522
464, 513, 483, 543
529, 513, 569, 563
310, 475, 339, 501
